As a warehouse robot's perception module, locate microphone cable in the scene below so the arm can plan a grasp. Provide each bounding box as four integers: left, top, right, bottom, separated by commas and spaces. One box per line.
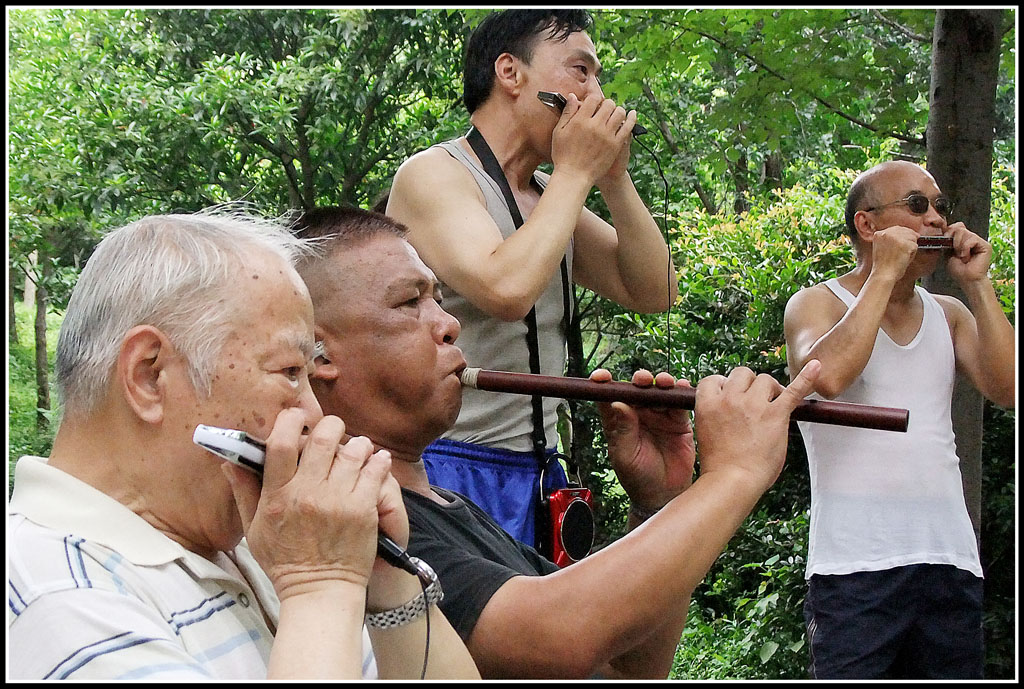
418, 573, 430, 679
632, 133, 674, 372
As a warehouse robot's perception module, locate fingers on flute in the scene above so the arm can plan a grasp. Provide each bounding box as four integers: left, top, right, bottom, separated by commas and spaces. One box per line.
775, 360, 821, 411
627, 369, 677, 387
653, 371, 676, 388
588, 368, 613, 383
630, 369, 655, 387
722, 366, 757, 392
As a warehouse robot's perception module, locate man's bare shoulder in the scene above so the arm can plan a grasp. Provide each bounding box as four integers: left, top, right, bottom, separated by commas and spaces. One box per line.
929, 291, 973, 327
786, 281, 843, 311
396, 145, 468, 182
784, 281, 847, 330
392, 144, 481, 202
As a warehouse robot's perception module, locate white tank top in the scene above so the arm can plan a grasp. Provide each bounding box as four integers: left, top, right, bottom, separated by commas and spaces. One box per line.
797, 279, 982, 578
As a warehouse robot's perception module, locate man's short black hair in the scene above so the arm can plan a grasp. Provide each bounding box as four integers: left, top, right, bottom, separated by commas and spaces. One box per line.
463, 9, 593, 114
843, 175, 873, 241
291, 205, 407, 261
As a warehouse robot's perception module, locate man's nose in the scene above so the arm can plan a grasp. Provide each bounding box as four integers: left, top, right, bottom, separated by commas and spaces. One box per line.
923, 202, 946, 227
297, 380, 324, 430
430, 301, 461, 345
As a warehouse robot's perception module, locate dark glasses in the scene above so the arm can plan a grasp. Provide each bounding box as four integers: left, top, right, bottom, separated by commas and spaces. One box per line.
865, 193, 954, 218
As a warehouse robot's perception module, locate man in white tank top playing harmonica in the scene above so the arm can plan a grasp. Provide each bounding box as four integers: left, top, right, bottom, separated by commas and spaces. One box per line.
783, 160, 1015, 679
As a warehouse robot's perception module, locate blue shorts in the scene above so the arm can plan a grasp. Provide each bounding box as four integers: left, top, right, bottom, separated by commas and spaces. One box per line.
422, 438, 568, 548
804, 563, 984, 679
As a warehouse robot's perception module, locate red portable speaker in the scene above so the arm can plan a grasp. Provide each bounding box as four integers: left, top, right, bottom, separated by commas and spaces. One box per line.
546, 486, 595, 568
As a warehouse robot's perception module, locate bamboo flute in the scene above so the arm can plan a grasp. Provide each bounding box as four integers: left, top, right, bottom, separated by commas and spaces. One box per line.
459, 368, 910, 433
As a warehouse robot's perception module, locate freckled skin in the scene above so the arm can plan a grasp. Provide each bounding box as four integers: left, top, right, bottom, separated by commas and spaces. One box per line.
171, 251, 319, 556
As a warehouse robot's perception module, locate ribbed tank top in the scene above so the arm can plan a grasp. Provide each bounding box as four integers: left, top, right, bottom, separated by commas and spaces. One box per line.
797, 278, 981, 578
433, 139, 571, 452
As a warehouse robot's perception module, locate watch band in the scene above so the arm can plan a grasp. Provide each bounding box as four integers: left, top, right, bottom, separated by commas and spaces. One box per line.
628, 502, 662, 522
364, 558, 444, 629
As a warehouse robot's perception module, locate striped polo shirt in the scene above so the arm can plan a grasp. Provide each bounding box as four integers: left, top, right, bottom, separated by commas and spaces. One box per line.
7, 455, 378, 680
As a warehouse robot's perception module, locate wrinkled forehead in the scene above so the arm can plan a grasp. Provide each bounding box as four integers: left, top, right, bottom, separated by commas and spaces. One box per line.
223, 253, 315, 349
334, 235, 439, 296
400, 240, 439, 282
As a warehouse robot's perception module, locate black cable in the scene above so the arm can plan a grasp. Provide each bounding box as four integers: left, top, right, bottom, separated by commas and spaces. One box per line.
418, 573, 430, 680
633, 134, 673, 371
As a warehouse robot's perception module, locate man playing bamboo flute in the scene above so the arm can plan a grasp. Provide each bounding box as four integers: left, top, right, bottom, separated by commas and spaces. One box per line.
784, 160, 1015, 679
293, 205, 821, 679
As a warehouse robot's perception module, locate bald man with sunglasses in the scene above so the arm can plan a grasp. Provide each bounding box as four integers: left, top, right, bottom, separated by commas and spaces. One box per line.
782, 160, 1015, 679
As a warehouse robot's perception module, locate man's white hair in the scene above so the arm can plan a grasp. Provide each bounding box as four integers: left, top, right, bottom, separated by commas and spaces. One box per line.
55, 207, 312, 417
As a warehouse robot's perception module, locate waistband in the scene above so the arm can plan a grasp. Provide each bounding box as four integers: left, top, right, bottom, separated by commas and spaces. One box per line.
424, 437, 559, 470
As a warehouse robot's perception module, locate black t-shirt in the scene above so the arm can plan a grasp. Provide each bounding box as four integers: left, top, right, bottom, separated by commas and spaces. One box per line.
402, 486, 560, 639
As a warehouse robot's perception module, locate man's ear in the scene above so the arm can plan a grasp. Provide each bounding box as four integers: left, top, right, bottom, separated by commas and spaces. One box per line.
311, 330, 340, 383
310, 361, 340, 383
852, 209, 877, 244
117, 325, 177, 425
493, 52, 523, 99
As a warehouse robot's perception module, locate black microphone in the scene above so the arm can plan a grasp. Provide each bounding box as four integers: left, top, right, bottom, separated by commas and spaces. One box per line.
376, 532, 430, 581
538, 90, 647, 136
193, 424, 431, 582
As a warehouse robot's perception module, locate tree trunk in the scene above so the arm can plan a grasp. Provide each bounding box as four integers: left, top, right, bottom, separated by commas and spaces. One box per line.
923, 9, 1003, 539
24, 250, 37, 310
34, 255, 52, 433
9, 269, 18, 346
731, 151, 750, 215
764, 150, 783, 190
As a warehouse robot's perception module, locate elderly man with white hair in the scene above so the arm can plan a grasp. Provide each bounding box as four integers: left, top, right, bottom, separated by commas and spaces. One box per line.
7, 210, 479, 680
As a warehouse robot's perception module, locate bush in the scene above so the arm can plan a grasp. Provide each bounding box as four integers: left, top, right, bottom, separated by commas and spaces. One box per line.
673, 510, 810, 679
609, 166, 855, 385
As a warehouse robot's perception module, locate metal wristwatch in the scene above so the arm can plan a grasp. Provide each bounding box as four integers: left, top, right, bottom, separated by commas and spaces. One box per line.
364, 558, 444, 629
628, 502, 662, 522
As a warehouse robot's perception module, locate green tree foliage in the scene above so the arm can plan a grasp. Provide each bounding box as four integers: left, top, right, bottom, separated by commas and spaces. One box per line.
594, 9, 1014, 216
10, 8, 470, 217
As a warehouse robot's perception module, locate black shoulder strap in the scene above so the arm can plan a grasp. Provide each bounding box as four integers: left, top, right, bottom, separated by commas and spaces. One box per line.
560, 255, 585, 479
467, 127, 523, 227
465, 127, 577, 470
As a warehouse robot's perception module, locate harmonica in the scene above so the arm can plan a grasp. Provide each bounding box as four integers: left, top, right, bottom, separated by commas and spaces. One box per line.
459, 368, 909, 433
537, 90, 648, 136
917, 236, 953, 250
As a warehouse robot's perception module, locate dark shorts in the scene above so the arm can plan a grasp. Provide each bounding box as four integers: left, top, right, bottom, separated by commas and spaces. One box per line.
804, 563, 983, 679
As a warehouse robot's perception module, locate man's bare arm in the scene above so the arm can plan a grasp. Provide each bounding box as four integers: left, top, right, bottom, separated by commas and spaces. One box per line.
387, 148, 590, 322
555, 175, 676, 314
464, 364, 821, 679
936, 223, 1016, 407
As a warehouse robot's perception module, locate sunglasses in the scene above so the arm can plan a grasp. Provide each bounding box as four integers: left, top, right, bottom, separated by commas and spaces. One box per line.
865, 193, 954, 219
